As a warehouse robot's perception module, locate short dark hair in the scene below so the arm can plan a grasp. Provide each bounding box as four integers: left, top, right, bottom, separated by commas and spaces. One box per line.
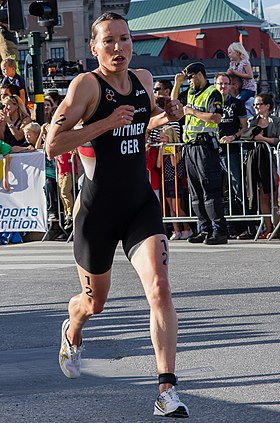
214, 73, 231, 84
91, 12, 128, 41
0, 83, 20, 96
230, 75, 243, 90
156, 79, 173, 93
256, 92, 274, 111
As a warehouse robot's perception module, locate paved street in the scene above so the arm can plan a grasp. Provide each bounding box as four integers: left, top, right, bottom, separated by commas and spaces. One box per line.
0, 239, 279, 423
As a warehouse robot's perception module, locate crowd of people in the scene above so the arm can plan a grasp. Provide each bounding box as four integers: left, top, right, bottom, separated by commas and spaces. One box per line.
146, 46, 280, 242
0, 57, 80, 243
1, 43, 280, 244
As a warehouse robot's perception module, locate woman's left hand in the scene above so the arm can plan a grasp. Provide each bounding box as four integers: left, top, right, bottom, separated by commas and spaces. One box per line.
254, 132, 264, 141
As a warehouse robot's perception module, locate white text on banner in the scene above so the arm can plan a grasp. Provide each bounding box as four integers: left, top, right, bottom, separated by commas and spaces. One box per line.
0, 151, 47, 232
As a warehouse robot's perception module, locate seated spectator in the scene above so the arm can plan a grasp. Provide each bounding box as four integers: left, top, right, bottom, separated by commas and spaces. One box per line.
246, 93, 280, 238
0, 95, 32, 147
23, 122, 41, 147
227, 42, 256, 103
1, 57, 27, 105
156, 125, 193, 240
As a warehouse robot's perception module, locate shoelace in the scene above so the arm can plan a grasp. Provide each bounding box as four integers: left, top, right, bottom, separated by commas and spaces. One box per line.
69, 344, 84, 361
165, 388, 179, 402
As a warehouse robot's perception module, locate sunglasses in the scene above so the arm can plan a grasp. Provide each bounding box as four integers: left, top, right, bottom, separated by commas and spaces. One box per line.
254, 102, 264, 107
153, 87, 162, 92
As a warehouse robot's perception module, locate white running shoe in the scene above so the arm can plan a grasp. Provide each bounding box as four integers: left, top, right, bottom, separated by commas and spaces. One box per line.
154, 386, 189, 418
59, 318, 84, 378
170, 231, 181, 240
180, 229, 193, 240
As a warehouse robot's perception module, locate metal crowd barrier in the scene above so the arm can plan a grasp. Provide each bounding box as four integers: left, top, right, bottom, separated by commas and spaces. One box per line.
267, 142, 280, 240
149, 140, 278, 241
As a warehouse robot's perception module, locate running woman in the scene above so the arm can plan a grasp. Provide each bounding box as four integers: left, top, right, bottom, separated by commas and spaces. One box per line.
46, 12, 189, 419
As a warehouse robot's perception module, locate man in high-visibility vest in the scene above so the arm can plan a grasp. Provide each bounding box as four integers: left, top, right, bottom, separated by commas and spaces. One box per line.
172, 62, 228, 245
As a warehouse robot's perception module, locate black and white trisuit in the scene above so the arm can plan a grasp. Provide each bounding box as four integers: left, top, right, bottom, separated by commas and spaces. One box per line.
74, 71, 165, 274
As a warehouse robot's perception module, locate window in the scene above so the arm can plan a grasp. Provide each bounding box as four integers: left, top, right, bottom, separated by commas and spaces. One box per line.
51, 47, 65, 60
179, 53, 189, 60
213, 50, 227, 59
18, 49, 29, 77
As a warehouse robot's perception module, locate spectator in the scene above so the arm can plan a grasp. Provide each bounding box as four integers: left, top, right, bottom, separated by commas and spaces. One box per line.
214, 73, 247, 201
153, 79, 173, 98
156, 125, 193, 240
0, 82, 20, 100
23, 122, 41, 147
43, 95, 56, 122
36, 106, 58, 221
56, 151, 78, 230
148, 96, 181, 144
145, 129, 161, 200
246, 93, 280, 238
0, 95, 32, 147
230, 75, 255, 118
1, 57, 27, 105
172, 62, 227, 245
227, 42, 256, 103
46, 90, 62, 106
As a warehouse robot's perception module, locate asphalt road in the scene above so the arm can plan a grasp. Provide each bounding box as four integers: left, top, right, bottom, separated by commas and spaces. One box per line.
0, 239, 279, 423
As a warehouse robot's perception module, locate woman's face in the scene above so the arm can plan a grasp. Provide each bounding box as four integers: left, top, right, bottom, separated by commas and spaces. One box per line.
254, 96, 269, 115
44, 100, 53, 116
90, 19, 132, 73
3, 99, 17, 116
160, 133, 169, 144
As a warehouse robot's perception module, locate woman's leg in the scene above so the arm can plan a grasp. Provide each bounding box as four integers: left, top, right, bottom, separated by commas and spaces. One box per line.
66, 264, 112, 346
131, 234, 177, 393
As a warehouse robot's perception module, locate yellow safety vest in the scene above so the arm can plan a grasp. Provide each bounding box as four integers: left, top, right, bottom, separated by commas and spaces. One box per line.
183, 85, 221, 143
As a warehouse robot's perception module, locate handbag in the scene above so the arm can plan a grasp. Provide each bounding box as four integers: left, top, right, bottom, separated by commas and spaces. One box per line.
241, 126, 263, 141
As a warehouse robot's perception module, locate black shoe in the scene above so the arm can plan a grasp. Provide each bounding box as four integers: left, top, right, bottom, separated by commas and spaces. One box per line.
204, 233, 228, 245
188, 232, 208, 243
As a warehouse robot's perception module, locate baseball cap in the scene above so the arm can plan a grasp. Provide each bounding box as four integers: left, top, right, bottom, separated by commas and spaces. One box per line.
182, 62, 206, 78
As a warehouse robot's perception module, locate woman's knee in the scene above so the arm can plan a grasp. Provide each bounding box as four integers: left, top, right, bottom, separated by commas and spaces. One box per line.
82, 296, 106, 316
147, 274, 172, 307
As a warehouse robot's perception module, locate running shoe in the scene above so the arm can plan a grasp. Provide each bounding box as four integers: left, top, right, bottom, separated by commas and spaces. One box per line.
154, 386, 189, 418
170, 231, 181, 240
180, 229, 193, 240
59, 318, 84, 378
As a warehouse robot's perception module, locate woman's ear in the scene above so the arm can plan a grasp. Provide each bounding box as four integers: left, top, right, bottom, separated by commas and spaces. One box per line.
90, 40, 98, 57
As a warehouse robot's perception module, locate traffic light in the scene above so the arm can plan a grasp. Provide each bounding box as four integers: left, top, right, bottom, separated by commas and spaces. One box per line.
29, 0, 58, 27
0, 0, 25, 31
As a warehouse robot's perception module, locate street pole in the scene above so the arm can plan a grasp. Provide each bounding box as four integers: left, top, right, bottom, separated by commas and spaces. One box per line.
28, 31, 45, 125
